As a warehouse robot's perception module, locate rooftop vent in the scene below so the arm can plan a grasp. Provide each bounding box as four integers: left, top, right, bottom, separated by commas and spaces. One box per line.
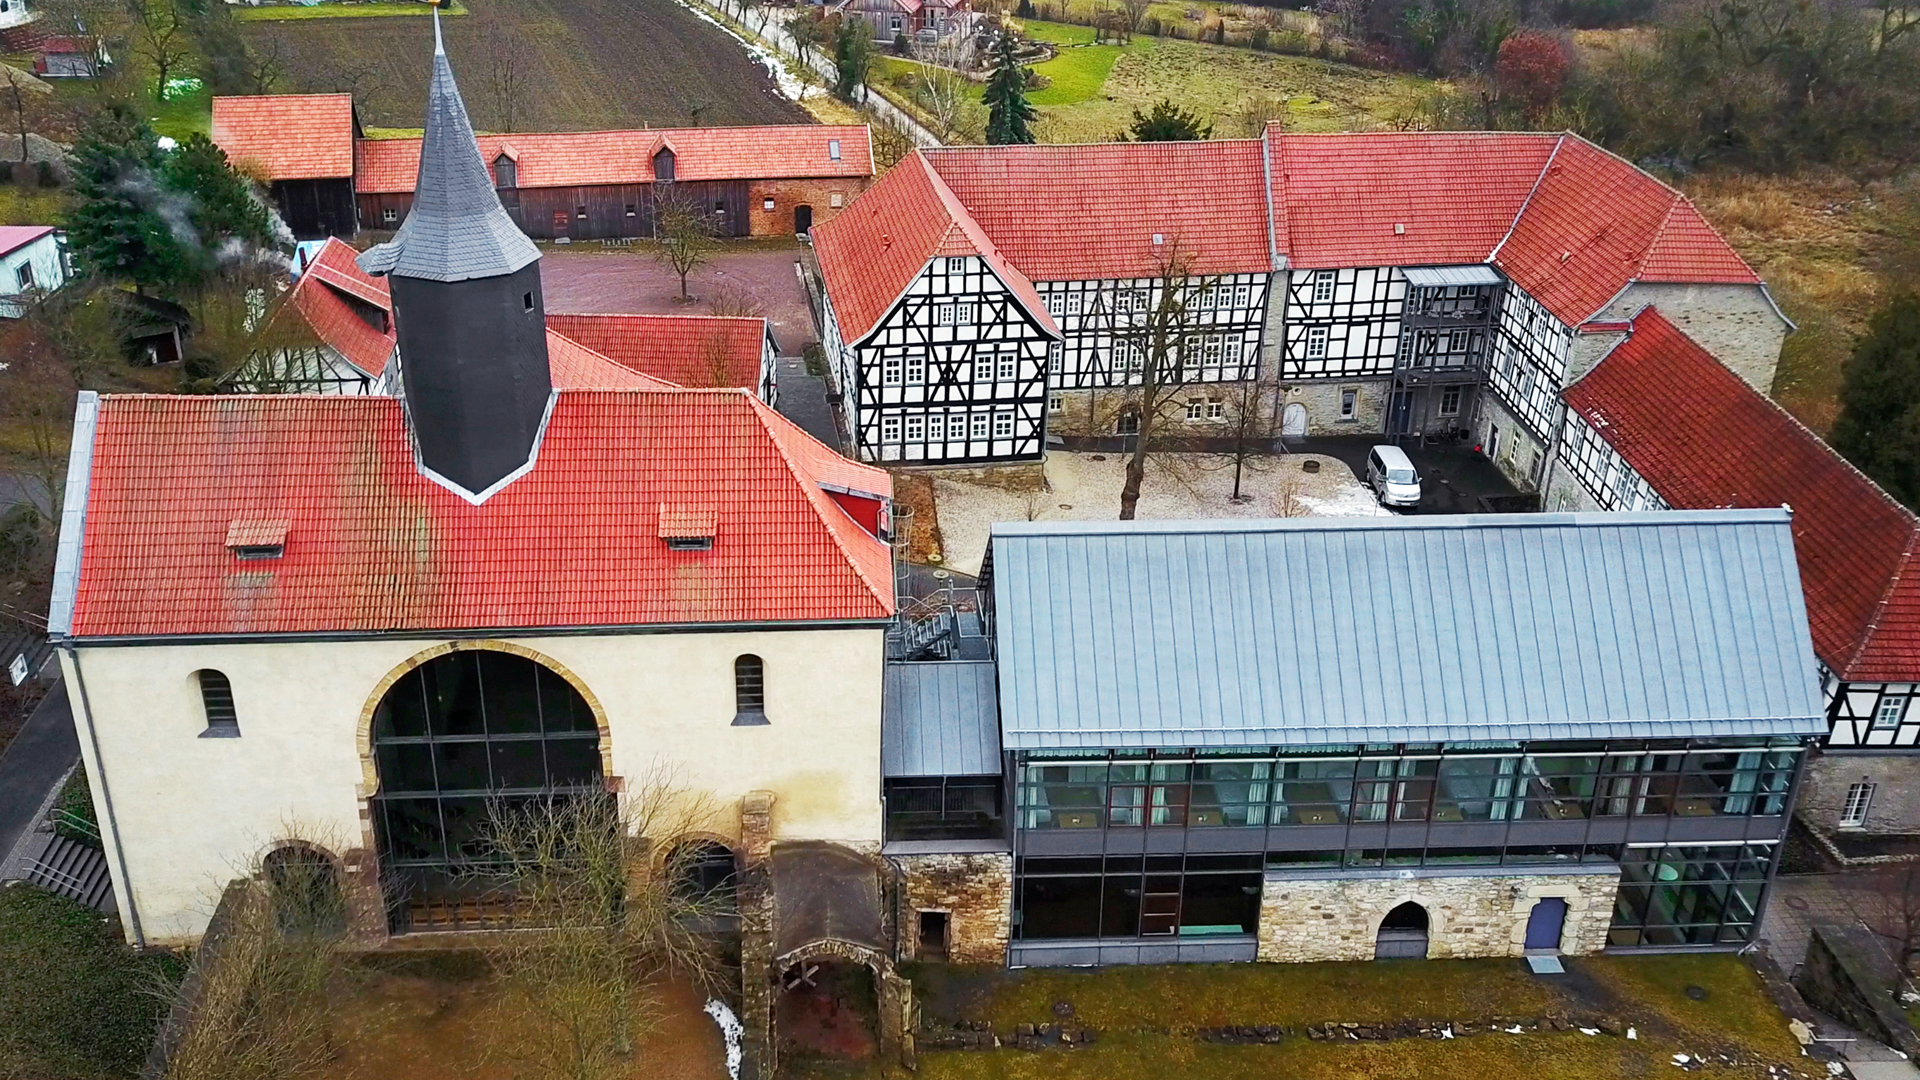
1394, 223, 1406, 235
659, 505, 717, 552
1151, 232, 1164, 246
225, 518, 289, 560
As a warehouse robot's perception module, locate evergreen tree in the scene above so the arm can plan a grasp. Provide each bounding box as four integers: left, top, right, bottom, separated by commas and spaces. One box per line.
983, 33, 1036, 145
1121, 98, 1211, 141
1831, 294, 1920, 508
64, 106, 189, 290
163, 133, 277, 278
831, 17, 875, 101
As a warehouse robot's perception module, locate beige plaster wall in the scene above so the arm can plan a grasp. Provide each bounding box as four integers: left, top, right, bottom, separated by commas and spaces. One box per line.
64, 625, 886, 945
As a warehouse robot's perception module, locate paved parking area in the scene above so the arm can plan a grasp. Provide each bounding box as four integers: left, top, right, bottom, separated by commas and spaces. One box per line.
538, 243, 819, 353
1290, 436, 1525, 515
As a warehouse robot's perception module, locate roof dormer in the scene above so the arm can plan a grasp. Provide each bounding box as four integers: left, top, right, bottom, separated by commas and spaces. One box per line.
225, 518, 289, 560
659, 504, 715, 551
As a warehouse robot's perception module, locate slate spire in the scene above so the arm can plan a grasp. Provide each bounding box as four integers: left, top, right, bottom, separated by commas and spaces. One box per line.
357, 7, 539, 282
357, 10, 554, 499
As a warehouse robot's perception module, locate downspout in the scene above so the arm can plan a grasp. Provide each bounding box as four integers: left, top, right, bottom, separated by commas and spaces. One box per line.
62, 642, 145, 948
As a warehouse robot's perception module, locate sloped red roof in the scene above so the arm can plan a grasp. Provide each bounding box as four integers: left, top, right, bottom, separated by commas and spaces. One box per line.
67, 390, 894, 637
211, 94, 357, 181
544, 331, 680, 390
279, 239, 395, 377
1564, 308, 1919, 681
813, 152, 1056, 343
353, 125, 873, 193
1269, 131, 1555, 270
1493, 137, 1759, 324
921, 140, 1273, 279
545, 313, 766, 390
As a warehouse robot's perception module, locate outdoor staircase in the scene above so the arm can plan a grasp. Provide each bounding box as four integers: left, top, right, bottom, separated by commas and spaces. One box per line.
24, 834, 114, 913
889, 604, 955, 661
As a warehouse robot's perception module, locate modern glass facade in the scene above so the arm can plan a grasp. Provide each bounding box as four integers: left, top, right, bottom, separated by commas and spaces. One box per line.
1009, 739, 1805, 950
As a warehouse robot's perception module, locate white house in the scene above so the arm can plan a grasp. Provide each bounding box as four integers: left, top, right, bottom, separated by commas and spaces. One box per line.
0, 225, 67, 318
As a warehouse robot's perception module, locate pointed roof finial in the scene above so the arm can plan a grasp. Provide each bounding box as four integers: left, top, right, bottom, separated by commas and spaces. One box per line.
358, 15, 538, 283
432, 0, 444, 56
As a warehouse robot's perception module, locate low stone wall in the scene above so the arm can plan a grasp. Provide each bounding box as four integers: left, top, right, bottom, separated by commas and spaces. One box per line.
1256, 868, 1619, 963
1795, 923, 1920, 1056
894, 851, 1012, 964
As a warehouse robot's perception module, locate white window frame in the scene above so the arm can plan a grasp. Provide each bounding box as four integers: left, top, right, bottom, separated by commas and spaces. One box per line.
1234, 283, 1251, 308
1185, 400, 1205, 421
1841, 782, 1875, 828
1439, 385, 1462, 417
15, 263, 33, 290
996, 350, 1017, 380
935, 304, 956, 326
1207, 399, 1224, 421
1065, 292, 1082, 317
906, 354, 926, 386
1875, 694, 1908, 730
883, 356, 903, 387
1306, 326, 1330, 359
1048, 393, 1063, 413
1046, 293, 1063, 317
1312, 270, 1336, 304
1339, 388, 1358, 420
881, 415, 902, 444
926, 413, 944, 442
905, 414, 925, 442
1048, 342, 1062, 373
970, 412, 990, 440
992, 411, 1014, 438
946, 257, 966, 275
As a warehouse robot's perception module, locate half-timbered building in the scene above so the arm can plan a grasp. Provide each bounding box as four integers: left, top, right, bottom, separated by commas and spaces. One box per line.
814, 130, 1785, 468
1543, 308, 1920, 838
211, 93, 873, 241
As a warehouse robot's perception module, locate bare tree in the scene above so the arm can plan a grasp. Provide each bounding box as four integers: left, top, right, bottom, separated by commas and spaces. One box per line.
1861, 862, 1920, 975
1211, 375, 1277, 504
1119, 0, 1150, 37
870, 112, 916, 170
475, 766, 731, 1080
481, 20, 532, 133
127, 0, 191, 98
2, 65, 51, 166
786, 10, 829, 101
652, 192, 719, 302
912, 31, 981, 141
1106, 241, 1221, 519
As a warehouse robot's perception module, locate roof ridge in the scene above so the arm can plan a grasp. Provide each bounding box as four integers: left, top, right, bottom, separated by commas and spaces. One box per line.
1488, 132, 1565, 263
743, 394, 895, 612
357, 122, 873, 142
547, 311, 762, 324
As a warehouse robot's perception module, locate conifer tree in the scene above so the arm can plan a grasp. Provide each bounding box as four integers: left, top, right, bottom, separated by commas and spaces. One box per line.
65, 106, 188, 290
1831, 294, 1920, 508
983, 32, 1036, 145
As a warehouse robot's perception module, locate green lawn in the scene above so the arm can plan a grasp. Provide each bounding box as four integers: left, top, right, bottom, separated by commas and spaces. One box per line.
0, 185, 68, 227
1022, 24, 1128, 106
789, 955, 1809, 1080
0, 885, 183, 1079
232, 0, 466, 18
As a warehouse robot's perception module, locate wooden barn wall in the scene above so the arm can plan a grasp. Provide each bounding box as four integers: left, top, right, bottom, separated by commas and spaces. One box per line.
356, 181, 751, 241
274, 178, 359, 240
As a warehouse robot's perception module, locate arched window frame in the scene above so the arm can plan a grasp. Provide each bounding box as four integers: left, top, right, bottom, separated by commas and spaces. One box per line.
732, 654, 768, 726
196, 669, 240, 738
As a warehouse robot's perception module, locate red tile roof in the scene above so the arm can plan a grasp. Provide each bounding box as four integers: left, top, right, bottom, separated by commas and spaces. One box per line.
211, 94, 357, 181
545, 313, 766, 390
1564, 308, 1919, 681
353, 125, 873, 193
1269, 132, 1555, 270
1492, 137, 1759, 325
544, 331, 680, 390
278, 239, 396, 377
923, 140, 1273, 279
0, 225, 55, 258
68, 390, 894, 637
811, 152, 1057, 343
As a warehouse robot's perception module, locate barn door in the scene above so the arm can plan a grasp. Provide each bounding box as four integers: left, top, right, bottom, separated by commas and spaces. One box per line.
794, 205, 813, 235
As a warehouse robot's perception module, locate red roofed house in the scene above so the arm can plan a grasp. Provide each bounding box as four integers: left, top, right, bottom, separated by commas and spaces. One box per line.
812, 130, 1788, 472
50, 31, 900, 1011
0, 224, 67, 318
210, 93, 872, 242
211, 93, 362, 241
1551, 307, 1920, 838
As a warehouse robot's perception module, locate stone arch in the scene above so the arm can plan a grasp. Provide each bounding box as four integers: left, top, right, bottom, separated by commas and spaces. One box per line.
260, 840, 348, 935
1371, 897, 1441, 960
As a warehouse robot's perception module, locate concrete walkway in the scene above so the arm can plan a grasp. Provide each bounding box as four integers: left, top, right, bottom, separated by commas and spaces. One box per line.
0, 680, 79, 867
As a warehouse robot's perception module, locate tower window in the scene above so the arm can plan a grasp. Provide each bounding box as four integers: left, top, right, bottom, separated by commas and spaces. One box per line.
732, 655, 768, 726
523, 292, 534, 312
196, 670, 239, 737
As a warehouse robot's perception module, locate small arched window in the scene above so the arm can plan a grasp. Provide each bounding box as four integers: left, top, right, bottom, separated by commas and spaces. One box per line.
732, 654, 768, 726
196, 670, 239, 737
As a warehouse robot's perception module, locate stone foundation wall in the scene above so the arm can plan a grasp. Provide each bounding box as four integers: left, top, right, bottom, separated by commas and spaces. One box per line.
894, 851, 1012, 964
1256, 869, 1620, 963
1280, 378, 1391, 436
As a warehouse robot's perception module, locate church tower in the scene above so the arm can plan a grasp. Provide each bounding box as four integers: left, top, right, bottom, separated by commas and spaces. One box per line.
359, 12, 551, 496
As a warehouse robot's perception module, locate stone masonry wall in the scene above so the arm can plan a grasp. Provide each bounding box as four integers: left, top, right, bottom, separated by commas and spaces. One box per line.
1281, 377, 1391, 436
747, 177, 867, 237
894, 851, 1012, 964
1800, 753, 1920, 835
1603, 283, 1789, 394
1257, 870, 1621, 963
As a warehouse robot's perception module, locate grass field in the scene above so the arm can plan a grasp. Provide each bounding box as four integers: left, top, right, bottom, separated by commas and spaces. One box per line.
243, 0, 808, 131
792, 955, 1806, 1080
233, 0, 467, 19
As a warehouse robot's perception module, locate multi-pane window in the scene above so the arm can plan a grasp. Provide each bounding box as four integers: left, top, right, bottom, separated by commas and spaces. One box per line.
883, 356, 902, 386
1066, 292, 1082, 316
1440, 386, 1462, 416
1202, 336, 1222, 368
1046, 293, 1064, 317
1841, 782, 1875, 827
1049, 342, 1062, 373
905, 354, 926, 386
926, 413, 945, 442
992, 411, 1014, 438
996, 350, 1017, 380
196, 670, 239, 737
1207, 399, 1224, 421
946, 257, 966, 275
732, 654, 767, 725
884, 776, 1003, 842
1234, 283, 1251, 307
882, 415, 902, 444
970, 413, 990, 439
1306, 326, 1330, 359
1116, 408, 1141, 436
1312, 270, 1336, 304
1016, 853, 1263, 940
1608, 844, 1774, 947
935, 303, 976, 326
905, 414, 925, 442
1875, 695, 1908, 730
1049, 393, 1064, 413
1186, 400, 1205, 421
1339, 389, 1357, 420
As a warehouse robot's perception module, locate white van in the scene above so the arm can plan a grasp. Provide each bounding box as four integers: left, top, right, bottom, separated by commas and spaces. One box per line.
1366, 445, 1422, 509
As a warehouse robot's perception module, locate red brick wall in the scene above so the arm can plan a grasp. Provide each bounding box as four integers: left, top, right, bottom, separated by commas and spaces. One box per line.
748, 177, 869, 237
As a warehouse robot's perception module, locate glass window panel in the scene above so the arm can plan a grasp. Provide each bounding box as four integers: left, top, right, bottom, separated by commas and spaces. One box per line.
544, 737, 603, 787
377, 669, 431, 737
377, 742, 437, 793
437, 796, 494, 862
1101, 876, 1141, 937
426, 652, 485, 736
434, 740, 491, 791
1274, 759, 1353, 824
1108, 784, 1145, 827
538, 666, 595, 733
489, 740, 548, 790
1436, 756, 1516, 821
378, 798, 444, 863
1021, 876, 1102, 939
478, 652, 542, 734
1179, 873, 1260, 935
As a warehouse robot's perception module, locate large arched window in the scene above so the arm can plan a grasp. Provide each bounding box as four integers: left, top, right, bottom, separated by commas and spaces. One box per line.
370, 650, 601, 912
196, 669, 239, 737
732, 654, 768, 726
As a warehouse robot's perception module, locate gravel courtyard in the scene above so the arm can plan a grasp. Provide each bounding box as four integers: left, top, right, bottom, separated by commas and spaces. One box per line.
931, 452, 1388, 576
538, 244, 819, 353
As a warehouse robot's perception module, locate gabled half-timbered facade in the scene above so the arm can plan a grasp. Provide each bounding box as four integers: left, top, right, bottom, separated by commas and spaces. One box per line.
1549, 308, 1920, 837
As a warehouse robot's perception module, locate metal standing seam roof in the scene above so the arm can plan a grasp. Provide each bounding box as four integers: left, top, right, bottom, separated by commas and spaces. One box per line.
883, 661, 1003, 777
990, 511, 1826, 750
1402, 265, 1504, 287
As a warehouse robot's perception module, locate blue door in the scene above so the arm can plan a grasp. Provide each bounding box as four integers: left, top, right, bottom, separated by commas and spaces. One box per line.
1524, 898, 1567, 951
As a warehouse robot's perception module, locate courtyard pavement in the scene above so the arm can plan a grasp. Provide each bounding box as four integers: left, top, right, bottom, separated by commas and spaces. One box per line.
537, 244, 820, 354
1288, 435, 1525, 515
0, 680, 77, 870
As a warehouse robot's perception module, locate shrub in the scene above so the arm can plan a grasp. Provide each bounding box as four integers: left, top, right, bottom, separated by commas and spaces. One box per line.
1494, 31, 1569, 115
1140, 13, 1160, 34
1251, 25, 1270, 49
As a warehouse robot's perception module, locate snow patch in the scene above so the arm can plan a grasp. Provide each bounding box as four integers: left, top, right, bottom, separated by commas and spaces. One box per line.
705, 998, 744, 1080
